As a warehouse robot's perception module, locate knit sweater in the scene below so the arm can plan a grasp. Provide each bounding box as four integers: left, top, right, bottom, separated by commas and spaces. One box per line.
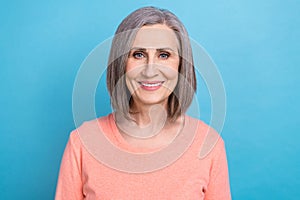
55, 114, 231, 199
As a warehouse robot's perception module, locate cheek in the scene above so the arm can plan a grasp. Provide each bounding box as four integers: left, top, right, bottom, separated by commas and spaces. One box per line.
126, 58, 144, 72
125, 68, 141, 93
160, 65, 179, 81
163, 69, 179, 92
125, 60, 132, 72
125, 57, 136, 72
170, 59, 180, 71
163, 58, 180, 78
170, 59, 180, 82
125, 75, 135, 96
125, 71, 134, 88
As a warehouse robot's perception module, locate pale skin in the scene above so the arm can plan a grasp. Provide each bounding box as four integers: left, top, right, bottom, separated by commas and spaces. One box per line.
116, 24, 185, 149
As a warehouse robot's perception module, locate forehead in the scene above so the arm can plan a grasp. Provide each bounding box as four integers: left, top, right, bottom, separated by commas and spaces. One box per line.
132, 24, 179, 50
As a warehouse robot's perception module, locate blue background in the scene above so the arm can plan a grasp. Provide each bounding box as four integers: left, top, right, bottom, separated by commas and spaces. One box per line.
1, 0, 299, 199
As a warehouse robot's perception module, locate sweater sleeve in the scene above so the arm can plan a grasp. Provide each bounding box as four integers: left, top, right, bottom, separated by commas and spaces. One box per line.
55, 131, 84, 200
205, 139, 231, 200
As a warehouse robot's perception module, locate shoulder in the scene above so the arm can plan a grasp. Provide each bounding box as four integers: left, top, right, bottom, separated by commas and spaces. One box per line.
185, 115, 225, 159
68, 114, 113, 145
73, 114, 112, 135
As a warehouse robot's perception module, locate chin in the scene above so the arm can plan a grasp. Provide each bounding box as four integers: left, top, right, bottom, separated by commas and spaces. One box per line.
134, 96, 169, 106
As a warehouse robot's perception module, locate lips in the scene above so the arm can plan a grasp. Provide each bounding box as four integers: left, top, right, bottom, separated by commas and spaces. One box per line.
138, 81, 164, 91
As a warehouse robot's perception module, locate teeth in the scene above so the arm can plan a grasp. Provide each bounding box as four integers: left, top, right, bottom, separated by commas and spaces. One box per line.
141, 82, 162, 87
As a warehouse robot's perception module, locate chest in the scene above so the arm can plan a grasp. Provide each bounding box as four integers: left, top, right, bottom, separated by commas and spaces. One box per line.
81, 150, 211, 199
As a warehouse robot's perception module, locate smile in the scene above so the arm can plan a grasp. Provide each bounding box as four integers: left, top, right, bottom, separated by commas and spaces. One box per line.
138, 81, 164, 91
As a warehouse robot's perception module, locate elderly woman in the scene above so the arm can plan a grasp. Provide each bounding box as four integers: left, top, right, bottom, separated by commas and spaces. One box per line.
55, 6, 231, 199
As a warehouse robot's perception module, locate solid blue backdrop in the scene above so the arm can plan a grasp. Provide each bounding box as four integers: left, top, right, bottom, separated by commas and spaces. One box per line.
1, 0, 299, 199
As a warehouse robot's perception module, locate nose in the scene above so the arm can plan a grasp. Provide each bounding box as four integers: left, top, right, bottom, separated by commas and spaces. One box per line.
142, 52, 158, 77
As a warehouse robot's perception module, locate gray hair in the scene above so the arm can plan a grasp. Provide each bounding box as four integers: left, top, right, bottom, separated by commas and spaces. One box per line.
106, 6, 196, 121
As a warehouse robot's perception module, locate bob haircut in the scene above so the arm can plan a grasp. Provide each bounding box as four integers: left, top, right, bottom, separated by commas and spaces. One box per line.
107, 6, 196, 121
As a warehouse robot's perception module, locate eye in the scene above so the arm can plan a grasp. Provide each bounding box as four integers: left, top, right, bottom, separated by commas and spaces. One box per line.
133, 52, 145, 59
159, 52, 170, 59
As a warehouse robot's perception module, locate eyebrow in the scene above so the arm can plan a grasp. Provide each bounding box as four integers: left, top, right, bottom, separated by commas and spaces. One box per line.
130, 47, 177, 52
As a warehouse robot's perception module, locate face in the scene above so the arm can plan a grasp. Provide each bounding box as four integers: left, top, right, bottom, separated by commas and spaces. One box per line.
125, 24, 180, 109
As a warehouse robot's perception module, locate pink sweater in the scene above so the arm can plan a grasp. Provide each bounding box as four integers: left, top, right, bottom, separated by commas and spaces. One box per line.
55, 114, 231, 199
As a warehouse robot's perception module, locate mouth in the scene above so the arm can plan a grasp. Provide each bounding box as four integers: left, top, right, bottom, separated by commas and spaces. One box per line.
138, 81, 164, 91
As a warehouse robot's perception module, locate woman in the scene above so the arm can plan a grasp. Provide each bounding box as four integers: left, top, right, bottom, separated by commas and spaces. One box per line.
55, 6, 231, 199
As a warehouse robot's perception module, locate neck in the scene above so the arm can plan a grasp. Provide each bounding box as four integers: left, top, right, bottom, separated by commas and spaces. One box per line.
130, 103, 167, 127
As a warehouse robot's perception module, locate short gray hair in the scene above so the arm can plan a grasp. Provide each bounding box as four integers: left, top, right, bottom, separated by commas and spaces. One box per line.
106, 6, 196, 121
